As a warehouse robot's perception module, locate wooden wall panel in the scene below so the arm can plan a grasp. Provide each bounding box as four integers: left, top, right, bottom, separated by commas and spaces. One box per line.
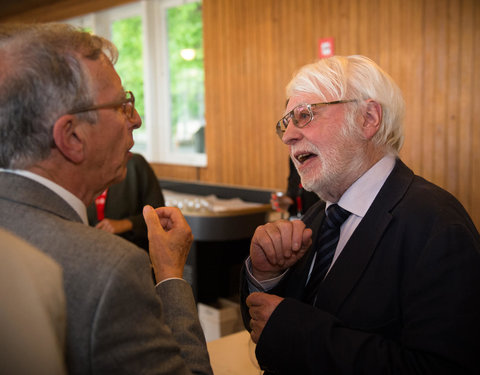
471, 0, 480, 225
2, 0, 480, 227
458, 0, 474, 210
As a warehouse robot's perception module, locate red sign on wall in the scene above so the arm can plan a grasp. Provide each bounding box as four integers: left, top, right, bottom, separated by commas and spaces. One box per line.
318, 37, 335, 59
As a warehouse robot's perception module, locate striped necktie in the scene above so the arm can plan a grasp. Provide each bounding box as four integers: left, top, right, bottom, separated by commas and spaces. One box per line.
304, 203, 351, 305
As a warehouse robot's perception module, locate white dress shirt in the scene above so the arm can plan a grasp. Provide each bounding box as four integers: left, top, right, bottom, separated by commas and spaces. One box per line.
246, 154, 397, 291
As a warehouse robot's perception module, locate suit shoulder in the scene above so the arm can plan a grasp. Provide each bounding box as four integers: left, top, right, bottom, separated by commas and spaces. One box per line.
391, 174, 479, 240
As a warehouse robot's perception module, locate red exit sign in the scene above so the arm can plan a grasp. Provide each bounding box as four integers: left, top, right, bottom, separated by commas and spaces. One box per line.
318, 37, 335, 59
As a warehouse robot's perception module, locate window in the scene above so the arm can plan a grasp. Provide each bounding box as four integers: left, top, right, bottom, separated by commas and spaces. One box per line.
67, 0, 206, 166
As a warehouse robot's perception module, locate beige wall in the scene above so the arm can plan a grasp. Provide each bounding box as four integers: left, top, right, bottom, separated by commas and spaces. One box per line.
3, 0, 480, 227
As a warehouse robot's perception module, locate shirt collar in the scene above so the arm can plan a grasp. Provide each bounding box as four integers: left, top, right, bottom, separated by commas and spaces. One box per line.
1, 169, 89, 225
327, 154, 396, 218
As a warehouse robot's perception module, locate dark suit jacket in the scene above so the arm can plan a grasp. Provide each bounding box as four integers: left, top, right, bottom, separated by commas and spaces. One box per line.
240, 159, 480, 374
87, 153, 164, 250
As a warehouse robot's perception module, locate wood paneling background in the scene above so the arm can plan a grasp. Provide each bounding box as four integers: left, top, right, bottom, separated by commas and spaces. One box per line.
196, 0, 480, 228
2, 0, 480, 227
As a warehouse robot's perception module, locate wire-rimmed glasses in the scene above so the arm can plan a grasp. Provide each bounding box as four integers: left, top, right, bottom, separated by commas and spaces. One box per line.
69, 91, 136, 120
275, 99, 356, 139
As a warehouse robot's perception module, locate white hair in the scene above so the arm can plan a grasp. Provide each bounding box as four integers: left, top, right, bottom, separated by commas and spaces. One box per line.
286, 55, 405, 154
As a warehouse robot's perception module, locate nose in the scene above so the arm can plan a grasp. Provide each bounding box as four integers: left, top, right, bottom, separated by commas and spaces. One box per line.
130, 108, 142, 130
281, 120, 302, 145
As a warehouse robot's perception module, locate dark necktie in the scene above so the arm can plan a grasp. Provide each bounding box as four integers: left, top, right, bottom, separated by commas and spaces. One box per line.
304, 204, 351, 305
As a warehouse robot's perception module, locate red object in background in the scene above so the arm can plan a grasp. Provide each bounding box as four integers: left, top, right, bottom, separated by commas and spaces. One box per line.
296, 183, 303, 216
318, 37, 335, 59
95, 189, 108, 221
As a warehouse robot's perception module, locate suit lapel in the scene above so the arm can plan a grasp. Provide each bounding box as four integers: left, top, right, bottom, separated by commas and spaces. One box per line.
315, 159, 415, 313
280, 200, 326, 297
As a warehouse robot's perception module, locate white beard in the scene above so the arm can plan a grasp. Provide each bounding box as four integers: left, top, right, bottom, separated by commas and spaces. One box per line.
292, 132, 368, 202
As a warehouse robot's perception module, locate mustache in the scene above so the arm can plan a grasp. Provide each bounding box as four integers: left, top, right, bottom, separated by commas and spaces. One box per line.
290, 143, 320, 159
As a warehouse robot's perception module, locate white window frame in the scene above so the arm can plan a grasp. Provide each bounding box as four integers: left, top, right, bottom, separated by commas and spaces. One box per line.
66, 0, 207, 167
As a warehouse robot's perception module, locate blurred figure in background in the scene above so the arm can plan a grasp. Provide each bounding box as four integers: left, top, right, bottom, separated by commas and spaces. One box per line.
87, 152, 165, 251
271, 158, 320, 219
0, 228, 66, 375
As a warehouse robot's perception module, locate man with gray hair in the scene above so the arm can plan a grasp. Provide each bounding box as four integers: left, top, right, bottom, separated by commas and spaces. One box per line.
241, 55, 480, 374
0, 23, 212, 375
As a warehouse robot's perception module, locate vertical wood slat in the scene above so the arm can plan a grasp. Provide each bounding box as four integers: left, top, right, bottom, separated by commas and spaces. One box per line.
446, 0, 461, 197
458, 0, 475, 210
471, 0, 480, 227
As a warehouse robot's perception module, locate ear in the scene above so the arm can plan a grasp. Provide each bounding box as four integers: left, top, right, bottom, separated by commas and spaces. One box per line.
361, 100, 382, 140
52, 115, 86, 164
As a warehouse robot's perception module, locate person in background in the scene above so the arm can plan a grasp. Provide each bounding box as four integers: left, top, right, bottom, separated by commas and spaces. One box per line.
87, 152, 165, 251
271, 158, 320, 218
0, 23, 212, 375
0, 228, 66, 375
241, 55, 480, 374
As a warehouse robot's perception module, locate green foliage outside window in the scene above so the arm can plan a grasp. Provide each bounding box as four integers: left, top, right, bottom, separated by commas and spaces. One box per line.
93, 2, 204, 155
167, 2, 204, 152
112, 16, 145, 127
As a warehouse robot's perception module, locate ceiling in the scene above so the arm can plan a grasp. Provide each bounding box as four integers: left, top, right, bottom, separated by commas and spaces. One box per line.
1, 0, 62, 18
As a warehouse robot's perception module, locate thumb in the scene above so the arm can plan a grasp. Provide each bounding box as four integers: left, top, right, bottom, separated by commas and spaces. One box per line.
246, 292, 267, 307
143, 205, 164, 235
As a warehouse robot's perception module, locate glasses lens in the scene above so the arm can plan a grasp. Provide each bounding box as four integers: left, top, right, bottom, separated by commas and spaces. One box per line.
293, 104, 312, 128
276, 121, 285, 139
124, 92, 135, 120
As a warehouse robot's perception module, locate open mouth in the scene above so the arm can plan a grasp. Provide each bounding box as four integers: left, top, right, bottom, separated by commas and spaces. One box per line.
295, 152, 316, 164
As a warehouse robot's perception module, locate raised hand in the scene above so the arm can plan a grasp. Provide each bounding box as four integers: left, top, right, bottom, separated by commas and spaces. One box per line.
143, 205, 193, 282
250, 219, 312, 281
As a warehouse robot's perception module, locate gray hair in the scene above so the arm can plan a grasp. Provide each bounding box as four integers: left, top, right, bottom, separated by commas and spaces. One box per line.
286, 55, 405, 154
0, 23, 118, 169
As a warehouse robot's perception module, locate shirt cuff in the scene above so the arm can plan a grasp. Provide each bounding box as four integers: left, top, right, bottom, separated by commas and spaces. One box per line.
155, 277, 186, 288
245, 256, 288, 292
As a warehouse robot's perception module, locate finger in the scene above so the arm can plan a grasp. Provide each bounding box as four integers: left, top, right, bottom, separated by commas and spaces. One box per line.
96, 220, 111, 232
249, 323, 260, 344
264, 221, 293, 262
251, 225, 278, 264
143, 205, 165, 235
277, 221, 295, 259
246, 292, 266, 307
291, 220, 308, 251
302, 227, 313, 249
263, 222, 287, 265
251, 321, 261, 339
153, 207, 188, 231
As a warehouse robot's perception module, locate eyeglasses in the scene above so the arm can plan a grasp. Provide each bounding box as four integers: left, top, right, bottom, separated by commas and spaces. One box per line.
275, 99, 356, 139
68, 91, 136, 120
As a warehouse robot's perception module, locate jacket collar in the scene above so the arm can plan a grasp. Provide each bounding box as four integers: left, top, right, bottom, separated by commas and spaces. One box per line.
0, 172, 83, 224
317, 158, 414, 312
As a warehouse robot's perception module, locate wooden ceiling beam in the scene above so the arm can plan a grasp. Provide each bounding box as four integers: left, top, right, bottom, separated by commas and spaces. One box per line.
0, 0, 136, 23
